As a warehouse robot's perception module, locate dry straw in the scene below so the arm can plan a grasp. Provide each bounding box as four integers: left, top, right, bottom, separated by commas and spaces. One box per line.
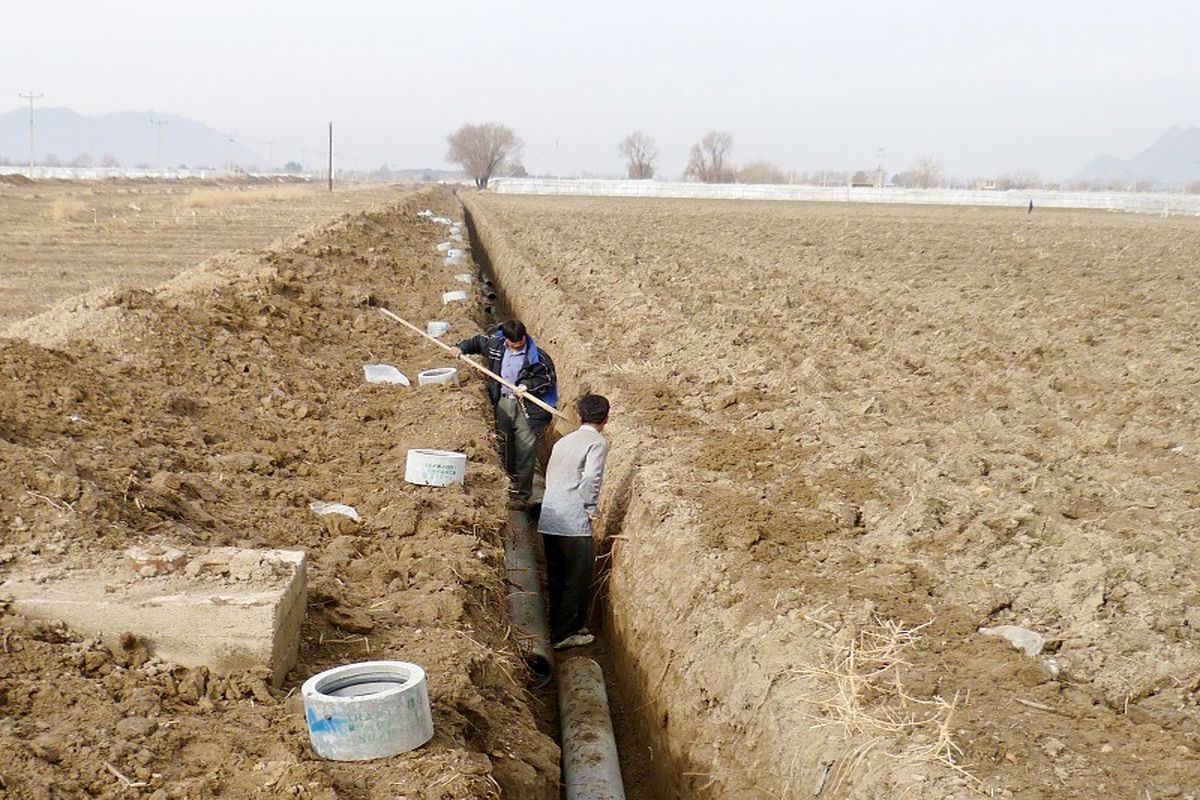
178, 185, 311, 208
46, 196, 88, 222
788, 616, 978, 792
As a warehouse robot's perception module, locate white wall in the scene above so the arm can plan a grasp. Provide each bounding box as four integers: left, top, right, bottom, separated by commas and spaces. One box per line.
490, 178, 1200, 216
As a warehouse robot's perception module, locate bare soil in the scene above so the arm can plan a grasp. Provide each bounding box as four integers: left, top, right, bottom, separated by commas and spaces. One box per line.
465, 194, 1200, 799
0, 180, 404, 329
0, 185, 559, 799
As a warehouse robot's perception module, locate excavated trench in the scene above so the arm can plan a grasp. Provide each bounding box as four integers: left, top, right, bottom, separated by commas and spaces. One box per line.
463, 201, 675, 799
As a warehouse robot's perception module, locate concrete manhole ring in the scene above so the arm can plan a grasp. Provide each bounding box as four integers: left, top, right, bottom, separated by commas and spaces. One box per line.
302, 660, 433, 761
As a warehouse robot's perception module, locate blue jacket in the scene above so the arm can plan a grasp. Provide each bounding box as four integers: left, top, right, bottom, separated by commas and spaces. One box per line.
456, 327, 558, 428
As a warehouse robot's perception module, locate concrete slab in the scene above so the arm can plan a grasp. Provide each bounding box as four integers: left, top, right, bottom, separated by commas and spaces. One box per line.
2, 546, 306, 685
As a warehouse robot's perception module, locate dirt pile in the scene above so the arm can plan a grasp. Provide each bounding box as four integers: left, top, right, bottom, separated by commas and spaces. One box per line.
465, 194, 1200, 798
0, 187, 558, 798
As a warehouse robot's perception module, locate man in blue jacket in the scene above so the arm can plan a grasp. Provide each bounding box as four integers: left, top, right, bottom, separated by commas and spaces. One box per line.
451, 320, 558, 507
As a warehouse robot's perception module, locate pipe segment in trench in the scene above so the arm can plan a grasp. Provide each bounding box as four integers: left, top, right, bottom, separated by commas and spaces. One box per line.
504, 507, 554, 688
559, 657, 627, 800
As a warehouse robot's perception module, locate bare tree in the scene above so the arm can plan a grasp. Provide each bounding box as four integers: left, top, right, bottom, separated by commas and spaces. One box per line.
445, 123, 523, 189
995, 171, 1041, 190
911, 156, 943, 189
685, 130, 734, 183
99, 154, 121, 168
618, 130, 658, 179
737, 160, 787, 184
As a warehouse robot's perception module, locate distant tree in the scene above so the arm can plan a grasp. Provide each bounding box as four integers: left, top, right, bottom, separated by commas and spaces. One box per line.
445, 122, 523, 189
42, 152, 61, 167
507, 162, 529, 178
70, 153, 95, 168
1185, 180, 1200, 195
283, 161, 302, 173
618, 130, 658, 179
995, 171, 1041, 190
850, 169, 872, 186
807, 169, 847, 187
893, 157, 943, 189
99, 154, 120, 168
915, 156, 943, 188
737, 160, 787, 184
685, 131, 734, 183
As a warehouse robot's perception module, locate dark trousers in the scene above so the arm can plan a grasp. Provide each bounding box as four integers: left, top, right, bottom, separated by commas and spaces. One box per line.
495, 396, 539, 502
542, 533, 594, 643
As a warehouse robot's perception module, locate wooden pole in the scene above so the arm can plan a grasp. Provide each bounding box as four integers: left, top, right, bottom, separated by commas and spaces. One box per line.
378, 307, 567, 420
328, 122, 333, 192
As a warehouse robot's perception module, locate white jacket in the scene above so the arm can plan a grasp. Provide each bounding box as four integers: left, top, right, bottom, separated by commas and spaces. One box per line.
537, 425, 609, 537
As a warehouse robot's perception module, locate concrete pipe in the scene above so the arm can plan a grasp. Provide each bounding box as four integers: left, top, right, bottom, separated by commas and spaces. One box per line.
559, 657, 626, 800
302, 660, 433, 761
442, 290, 468, 304
404, 449, 467, 486
417, 367, 460, 386
426, 320, 451, 337
504, 510, 553, 687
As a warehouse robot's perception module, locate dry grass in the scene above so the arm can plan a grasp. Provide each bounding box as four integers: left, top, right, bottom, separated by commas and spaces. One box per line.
787, 617, 977, 793
178, 185, 312, 208
46, 196, 88, 222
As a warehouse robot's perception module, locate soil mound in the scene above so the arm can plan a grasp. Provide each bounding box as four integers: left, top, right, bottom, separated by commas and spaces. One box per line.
0, 187, 558, 798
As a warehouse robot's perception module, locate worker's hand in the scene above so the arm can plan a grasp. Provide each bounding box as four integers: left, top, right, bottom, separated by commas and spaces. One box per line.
449, 347, 462, 357
514, 384, 528, 398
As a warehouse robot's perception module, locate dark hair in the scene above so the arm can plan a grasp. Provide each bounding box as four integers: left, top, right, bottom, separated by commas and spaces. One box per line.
500, 319, 526, 342
577, 394, 610, 424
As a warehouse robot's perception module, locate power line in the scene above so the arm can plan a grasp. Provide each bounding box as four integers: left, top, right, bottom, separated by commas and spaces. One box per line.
18, 92, 43, 178
149, 118, 168, 171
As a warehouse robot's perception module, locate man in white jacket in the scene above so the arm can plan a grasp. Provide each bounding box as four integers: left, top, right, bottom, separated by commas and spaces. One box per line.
537, 394, 610, 650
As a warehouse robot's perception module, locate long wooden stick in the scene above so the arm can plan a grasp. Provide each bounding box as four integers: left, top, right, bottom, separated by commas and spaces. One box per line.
378, 307, 567, 419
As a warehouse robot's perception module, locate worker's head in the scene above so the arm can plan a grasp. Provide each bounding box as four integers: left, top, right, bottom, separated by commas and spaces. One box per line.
577, 394, 610, 428
500, 319, 526, 350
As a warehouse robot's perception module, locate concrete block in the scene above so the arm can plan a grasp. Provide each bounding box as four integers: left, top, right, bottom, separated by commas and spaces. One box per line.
2, 547, 306, 686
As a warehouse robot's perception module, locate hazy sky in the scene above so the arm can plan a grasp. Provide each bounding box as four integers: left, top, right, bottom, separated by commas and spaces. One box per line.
3, 1, 1198, 179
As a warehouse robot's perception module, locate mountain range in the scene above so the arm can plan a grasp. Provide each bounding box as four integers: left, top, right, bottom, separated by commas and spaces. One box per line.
0, 108, 262, 169
1072, 126, 1200, 187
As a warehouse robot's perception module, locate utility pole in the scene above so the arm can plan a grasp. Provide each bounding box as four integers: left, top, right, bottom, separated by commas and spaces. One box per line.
327, 122, 333, 192
19, 92, 43, 178
225, 134, 237, 174
149, 118, 168, 171
875, 146, 887, 189
266, 140, 275, 171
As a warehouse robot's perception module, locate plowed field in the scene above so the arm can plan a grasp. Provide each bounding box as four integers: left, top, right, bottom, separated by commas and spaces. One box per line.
465, 194, 1200, 798
0, 180, 402, 331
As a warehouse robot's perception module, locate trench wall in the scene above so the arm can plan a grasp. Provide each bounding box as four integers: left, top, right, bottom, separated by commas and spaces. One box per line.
461, 194, 924, 798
